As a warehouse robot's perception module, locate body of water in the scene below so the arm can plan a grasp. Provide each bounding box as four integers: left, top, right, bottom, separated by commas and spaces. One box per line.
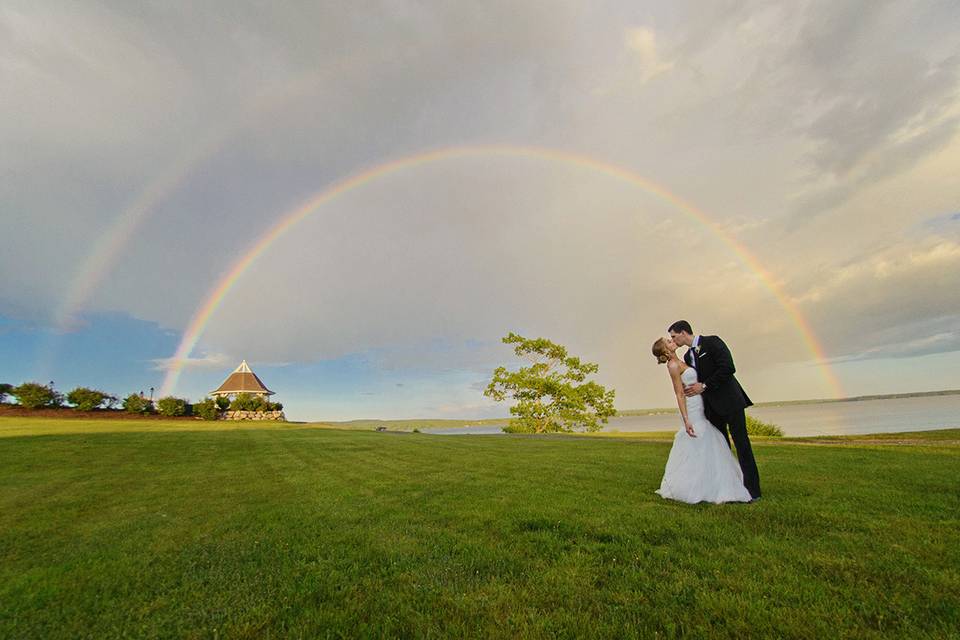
424, 394, 960, 437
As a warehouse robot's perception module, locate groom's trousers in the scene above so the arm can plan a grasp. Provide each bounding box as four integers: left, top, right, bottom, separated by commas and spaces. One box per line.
712, 410, 762, 499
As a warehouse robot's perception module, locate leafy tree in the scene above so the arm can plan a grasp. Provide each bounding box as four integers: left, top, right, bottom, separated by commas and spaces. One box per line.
215, 396, 231, 411
193, 398, 220, 421
66, 387, 111, 411
12, 382, 63, 409
156, 396, 188, 417
122, 393, 154, 414
0, 383, 12, 403
484, 333, 616, 434
229, 393, 268, 411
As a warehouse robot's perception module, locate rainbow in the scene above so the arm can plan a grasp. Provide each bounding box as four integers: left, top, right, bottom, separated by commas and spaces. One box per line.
35, 105, 265, 379
159, 145, 844, 397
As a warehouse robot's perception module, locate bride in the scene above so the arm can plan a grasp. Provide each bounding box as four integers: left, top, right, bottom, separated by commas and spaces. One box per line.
651, 335, 753, 504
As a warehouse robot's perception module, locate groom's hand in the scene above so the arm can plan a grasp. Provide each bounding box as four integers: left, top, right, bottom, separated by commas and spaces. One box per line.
684, 382, 705, 396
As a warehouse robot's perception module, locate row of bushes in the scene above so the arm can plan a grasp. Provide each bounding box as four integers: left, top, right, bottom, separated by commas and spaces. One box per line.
0, 382, 281, 420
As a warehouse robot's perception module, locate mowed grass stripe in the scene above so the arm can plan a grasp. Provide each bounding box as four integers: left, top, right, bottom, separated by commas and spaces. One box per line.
1, 422, 958, 638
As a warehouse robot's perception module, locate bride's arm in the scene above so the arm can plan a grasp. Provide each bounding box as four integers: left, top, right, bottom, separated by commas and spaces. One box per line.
667, 362, 696, 437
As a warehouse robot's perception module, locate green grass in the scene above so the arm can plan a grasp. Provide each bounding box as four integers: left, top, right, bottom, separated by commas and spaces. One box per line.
308, 418, 509, 432
1, 418, 958, 638
782, 428, 960, 444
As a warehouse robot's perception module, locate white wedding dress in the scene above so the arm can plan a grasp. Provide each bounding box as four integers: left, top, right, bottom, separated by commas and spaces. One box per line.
655, 367, 753, 504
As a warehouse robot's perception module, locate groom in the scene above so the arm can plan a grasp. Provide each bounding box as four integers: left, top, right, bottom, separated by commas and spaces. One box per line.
668, 320, 762, 499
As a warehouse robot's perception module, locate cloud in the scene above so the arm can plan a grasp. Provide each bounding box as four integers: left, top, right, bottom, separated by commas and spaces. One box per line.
830, 330, 960, 362
152, 352, 230, 372
795, 239, 960, 359
922, 211, 960, 231
781, 4, 960, 214
624, 27, 674, 83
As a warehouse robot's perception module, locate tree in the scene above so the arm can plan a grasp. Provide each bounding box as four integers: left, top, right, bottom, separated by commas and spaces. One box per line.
192, 398, 220, 421
122, 393, 154, 414
214, 396, 230, 411
12, 382, 63, 409
0, 383, 12, 403
229, 393, 267, 411
484, 333, 616, 434
156, 396, 188, 417
66, 387, 111, 411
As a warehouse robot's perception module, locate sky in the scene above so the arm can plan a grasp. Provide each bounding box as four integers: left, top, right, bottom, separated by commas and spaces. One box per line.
2, 1, 959, 421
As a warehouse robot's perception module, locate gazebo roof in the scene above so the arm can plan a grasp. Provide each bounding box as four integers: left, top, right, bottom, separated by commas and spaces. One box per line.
211, 360, 274, 396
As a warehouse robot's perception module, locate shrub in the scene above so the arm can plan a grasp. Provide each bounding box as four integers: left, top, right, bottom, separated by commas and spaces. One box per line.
267, 401, 283, 411
746, 414, 784, 437
122, 393, 154, 414
501, 423, 533, 434
192, 397, 219, 421
0, 383, 12, 403
215, 396, 230, 411
66, 387, 111, 411
12, 382, 63, 409
229, 393, 268, 411
156, 396, 188, 417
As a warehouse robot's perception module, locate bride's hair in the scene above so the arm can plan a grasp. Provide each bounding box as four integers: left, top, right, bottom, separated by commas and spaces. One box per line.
651, 338, 669, 364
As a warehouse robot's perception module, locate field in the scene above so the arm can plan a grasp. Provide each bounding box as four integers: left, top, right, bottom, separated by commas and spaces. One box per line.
1, 418, 958, 639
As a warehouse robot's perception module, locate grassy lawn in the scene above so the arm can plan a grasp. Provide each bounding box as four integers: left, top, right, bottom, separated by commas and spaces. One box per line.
1, 418, 958, 638
311, 419, 509, 432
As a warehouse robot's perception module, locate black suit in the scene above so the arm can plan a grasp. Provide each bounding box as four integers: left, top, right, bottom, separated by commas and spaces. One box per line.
684, 335, 761, 499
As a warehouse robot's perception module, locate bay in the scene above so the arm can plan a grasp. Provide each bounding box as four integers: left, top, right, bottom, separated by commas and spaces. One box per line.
424, 393, 960, 437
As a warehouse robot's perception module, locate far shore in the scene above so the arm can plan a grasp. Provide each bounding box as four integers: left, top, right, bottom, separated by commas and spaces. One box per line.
617, 388, 960, 416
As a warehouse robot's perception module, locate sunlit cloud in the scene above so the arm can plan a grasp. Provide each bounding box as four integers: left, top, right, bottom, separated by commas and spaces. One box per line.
625, 27, 674, 83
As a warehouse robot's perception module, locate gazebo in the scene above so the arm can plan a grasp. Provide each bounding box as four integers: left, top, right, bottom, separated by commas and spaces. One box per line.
210, 360, 275, 400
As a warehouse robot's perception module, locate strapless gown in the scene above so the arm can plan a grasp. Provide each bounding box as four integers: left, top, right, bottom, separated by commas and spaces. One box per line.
655, 367, 753, 504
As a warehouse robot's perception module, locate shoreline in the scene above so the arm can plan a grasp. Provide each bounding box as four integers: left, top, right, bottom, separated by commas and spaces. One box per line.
617, 388, 960, 416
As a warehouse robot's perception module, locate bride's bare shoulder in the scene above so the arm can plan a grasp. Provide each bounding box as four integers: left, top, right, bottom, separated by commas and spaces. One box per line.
666, 359, 682, 373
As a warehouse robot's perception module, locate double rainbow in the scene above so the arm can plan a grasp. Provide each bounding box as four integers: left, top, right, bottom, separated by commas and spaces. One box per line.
159, 145, 843, 398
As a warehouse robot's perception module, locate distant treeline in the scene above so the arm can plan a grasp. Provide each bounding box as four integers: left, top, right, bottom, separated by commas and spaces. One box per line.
0, 381, 281, 420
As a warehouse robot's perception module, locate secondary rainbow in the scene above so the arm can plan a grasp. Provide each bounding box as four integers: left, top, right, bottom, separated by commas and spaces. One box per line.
34, 68, 350, 378
160, 145, 844, 397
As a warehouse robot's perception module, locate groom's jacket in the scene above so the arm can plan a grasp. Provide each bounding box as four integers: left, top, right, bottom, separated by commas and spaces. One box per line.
684, 335, 753, 419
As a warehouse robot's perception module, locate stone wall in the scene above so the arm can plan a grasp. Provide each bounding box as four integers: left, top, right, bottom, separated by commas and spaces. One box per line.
220, 410, 286, 421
